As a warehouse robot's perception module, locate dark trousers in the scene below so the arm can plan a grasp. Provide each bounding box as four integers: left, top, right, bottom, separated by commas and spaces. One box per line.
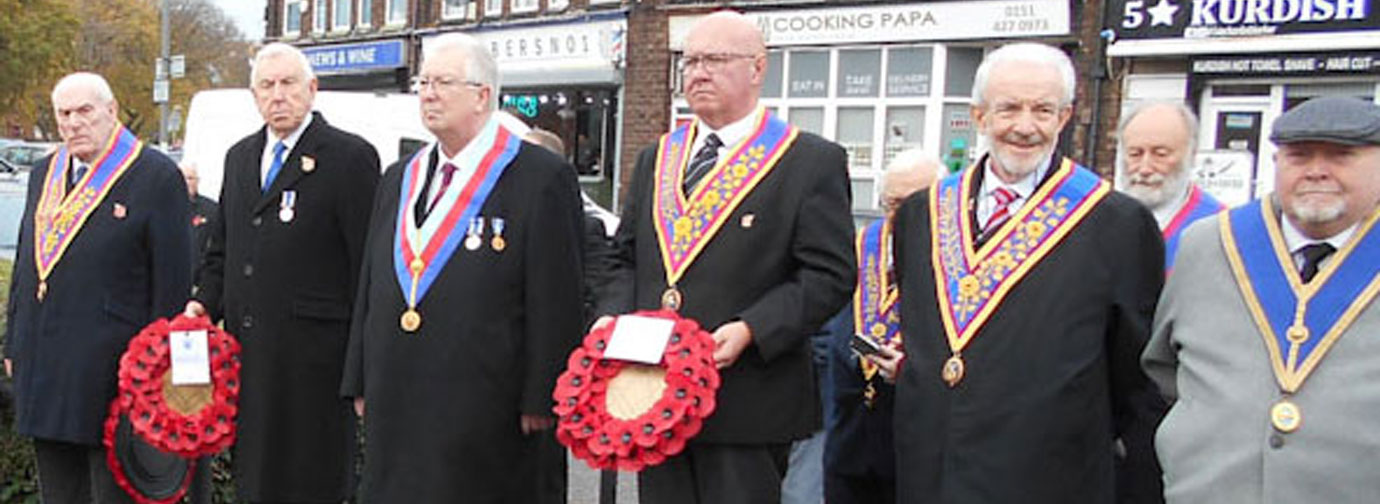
638, 442, 790, 504
520, 429, 568, 504
33, 438, 132, 504
826, 470, 895, 504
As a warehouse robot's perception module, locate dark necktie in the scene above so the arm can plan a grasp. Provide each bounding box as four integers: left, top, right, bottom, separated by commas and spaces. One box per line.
1298, 243, 1336, 283
67, 162, 87, 193
683, 133, 723, 194
425, 162, 459, 219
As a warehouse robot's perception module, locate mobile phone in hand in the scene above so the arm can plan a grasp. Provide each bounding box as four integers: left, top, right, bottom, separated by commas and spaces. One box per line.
850, 334, 882, 356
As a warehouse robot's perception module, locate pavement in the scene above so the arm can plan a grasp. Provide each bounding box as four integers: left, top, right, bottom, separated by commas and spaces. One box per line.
568, 453, 639, 504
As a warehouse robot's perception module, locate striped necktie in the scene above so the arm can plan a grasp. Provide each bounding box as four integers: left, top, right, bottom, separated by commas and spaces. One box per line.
982, 187, 1020, 234
683, 133, 723, 194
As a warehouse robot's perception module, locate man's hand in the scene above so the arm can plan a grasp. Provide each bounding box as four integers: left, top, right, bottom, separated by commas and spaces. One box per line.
520, 414, 555, 435
184, 300, 206, 318
3, 358, 10, 378
711, 321, 753, 370
864, 345, 905, 384
353, 397, 365, 418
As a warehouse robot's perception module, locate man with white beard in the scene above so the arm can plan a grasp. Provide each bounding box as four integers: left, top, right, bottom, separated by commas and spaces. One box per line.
1117, 101, 1225, 271
1144, 95, 1380, 503
891, 42, 1167, 503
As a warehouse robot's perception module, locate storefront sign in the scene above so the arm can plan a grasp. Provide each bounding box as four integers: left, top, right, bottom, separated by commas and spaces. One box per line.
425, 15, 627, 86
669, 0, 1069, 48
302, 39, 406, 75
1191, 51, 1380, 75
1194, 150, 1256, 207
1111, 0, 1374, 41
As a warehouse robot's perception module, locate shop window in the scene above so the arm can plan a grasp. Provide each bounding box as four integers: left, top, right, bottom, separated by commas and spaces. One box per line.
500, 89, 618, 180
485, 0, 502, 17
386, 0, 407, 25
887, 47, 932, 97
1210, 84, 1270, 97
884, 106, 924, 167
787, 50, 829, 98
762, 51, 783, 99
946, 47, 983, 98
837, 107, 874, 171
837, 49, 881, 98
333, 0, 352, 30
548, 0, 569, 12
941, 103, 977, 173
356, 0, 372, 28
787, 107, 823, 136
314, 0, 327, 34
284, 0, 303, 36
851, 178, 875, 212
512, 0, 538, 14
443, 0, 470, 19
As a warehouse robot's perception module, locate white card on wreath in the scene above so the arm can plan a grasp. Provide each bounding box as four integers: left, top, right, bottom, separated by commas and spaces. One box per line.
169, 330, 212, 385
604, 315, 674, 364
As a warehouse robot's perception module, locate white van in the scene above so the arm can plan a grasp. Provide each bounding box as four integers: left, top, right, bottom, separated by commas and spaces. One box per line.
181, 89, 435, 199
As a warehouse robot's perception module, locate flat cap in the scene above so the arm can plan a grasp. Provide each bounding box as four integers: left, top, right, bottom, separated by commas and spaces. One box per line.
1270, 96, 1380, 146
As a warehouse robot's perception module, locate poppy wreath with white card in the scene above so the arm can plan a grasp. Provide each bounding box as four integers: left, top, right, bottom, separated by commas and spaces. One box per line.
109, 315, 242, 458
553, 310, 720, 471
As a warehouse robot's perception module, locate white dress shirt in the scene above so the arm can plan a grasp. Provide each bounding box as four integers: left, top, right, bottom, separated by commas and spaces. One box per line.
259, 113, 314, 188
975, 154, 1051, 230
1281, 214, 1356, 271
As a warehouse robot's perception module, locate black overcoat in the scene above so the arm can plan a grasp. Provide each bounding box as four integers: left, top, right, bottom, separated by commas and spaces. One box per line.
341, 142, 585, 503
194, 113, 379, 501
6, 145, 190, 444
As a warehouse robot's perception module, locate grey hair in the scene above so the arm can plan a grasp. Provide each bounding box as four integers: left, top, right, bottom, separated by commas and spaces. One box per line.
424, 33, 500, 111
971, 43, 1076, 107
1116, 100, 1200, 156
51, 72, 116, 105
250, 42, 316, 84
881, 148, 944, 194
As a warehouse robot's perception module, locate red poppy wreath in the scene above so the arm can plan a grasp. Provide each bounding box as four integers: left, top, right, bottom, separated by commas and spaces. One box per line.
553, 310, 721, 471
109, 315, 242, 459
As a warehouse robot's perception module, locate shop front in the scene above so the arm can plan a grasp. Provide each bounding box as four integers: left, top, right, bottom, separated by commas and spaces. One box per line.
1108, 0, 1379, 204
668, 0, 1072, 215
301, 38, 411, 92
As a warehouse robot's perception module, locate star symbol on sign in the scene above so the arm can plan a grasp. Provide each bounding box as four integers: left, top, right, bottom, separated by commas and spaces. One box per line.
1147, 0, 1179, 27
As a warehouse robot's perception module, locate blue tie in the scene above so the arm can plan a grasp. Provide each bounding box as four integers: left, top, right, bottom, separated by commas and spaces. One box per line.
263, 141, 286, 192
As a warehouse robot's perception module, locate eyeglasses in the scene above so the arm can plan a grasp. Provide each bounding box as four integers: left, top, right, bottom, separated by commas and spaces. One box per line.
677, 52, 759, 73
412, 75, 486, 94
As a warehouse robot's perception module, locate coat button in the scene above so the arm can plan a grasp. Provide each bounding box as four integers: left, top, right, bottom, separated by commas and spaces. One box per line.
243, 264, 254, 277
251, 216, 262, 227
242, 315, 254, 329
1269, 434, 1285, 449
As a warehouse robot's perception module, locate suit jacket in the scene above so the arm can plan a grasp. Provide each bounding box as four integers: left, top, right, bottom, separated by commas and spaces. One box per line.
1144, 204, 1380, 504
341, 141, 584, 502
194, 112, 379, 501
892, 155, 1166, 503
190, 194, 217, 278
5, 145, 190, 444
598, 130, 856, 444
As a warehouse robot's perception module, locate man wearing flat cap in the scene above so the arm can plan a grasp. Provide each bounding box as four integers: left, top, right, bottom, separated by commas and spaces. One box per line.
1144, 95, 1380, 502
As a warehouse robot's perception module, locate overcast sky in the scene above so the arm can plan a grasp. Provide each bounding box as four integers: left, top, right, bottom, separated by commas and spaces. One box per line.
213, 0, 265, 41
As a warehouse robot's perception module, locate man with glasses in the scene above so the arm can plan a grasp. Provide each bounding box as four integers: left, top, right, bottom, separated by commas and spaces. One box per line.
185, 42, 379, 504
595, 11, 855, 504
342, 33, 584, 501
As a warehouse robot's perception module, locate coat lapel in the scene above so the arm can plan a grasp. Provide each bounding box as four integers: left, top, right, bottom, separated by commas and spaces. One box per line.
255, 112, 325, 215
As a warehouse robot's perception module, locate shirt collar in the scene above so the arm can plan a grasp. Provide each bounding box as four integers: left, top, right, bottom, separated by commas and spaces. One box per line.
980, 153, 1050, 200
1281, 213, 1356, 254
696, 107, 761, 151
265, 112, 314, 152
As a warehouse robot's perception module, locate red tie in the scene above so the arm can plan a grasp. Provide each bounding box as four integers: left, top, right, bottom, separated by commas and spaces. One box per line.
983, 187, 1019, 233
428, 162, 458, 216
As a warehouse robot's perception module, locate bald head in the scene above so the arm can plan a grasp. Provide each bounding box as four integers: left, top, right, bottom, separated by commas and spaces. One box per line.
881, 149, 944, 217
682, 11, 767, 128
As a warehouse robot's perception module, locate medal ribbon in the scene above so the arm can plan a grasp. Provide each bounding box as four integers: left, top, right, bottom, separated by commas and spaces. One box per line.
1221, 198, 1380, 393
34, 124, 142, 284
930, 159, 1109, 355
392, 122, 520, 310
1163, 185, 1225, 272
651, 108, 797, 288
853, 219, 900, 380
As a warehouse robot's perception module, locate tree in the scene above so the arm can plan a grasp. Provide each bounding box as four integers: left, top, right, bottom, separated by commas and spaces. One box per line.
167, 0, 253, 141
0, 0, 78, 138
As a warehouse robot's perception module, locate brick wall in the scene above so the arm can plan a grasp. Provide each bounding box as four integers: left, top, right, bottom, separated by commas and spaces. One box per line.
1069, 0, 1123, 177
617, 0, 670, 206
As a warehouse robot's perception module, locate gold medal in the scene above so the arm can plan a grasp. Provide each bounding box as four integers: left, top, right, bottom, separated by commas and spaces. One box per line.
400, 309, 422, 332
491, 236, 506, 252
1270, 399, 1302, 433
870, 322, 887, 337
661, 287, 682, 311
409, 258, 424, 274
941, 354, 965, 387
37, 281, 47, 301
